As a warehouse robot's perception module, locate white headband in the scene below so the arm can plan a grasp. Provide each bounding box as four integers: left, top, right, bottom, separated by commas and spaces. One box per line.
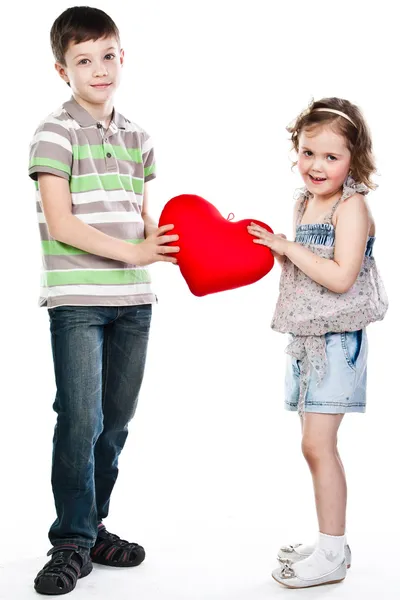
313, 108, 357, 129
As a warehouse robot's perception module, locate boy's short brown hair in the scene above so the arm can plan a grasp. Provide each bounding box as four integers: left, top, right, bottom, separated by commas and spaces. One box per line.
50, 6, 120, 65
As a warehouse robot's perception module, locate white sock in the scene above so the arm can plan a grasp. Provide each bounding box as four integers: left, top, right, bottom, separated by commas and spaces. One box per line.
294, 533, 345, 580
295, 534, 347, 556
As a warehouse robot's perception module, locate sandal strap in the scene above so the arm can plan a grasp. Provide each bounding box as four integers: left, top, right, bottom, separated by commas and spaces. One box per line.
92, 529, 144, 565
40, 546, 87, 579
42, 546, 84, 578
100, 531, 128, 545
47, 544, 80, 557
97, 529, 133, 548
35, 545, 92, 595
95, 537, 142, 552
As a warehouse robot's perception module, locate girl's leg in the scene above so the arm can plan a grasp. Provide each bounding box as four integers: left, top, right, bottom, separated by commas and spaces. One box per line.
273, 413, 350, 585
284, 415, 347, 557
301, 413, 346, 535
283, 412, 347, 582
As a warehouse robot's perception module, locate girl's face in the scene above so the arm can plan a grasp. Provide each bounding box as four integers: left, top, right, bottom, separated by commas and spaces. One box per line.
297, 125, 352, 197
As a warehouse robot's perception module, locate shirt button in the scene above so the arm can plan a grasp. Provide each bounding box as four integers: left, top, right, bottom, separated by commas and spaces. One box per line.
97, 122, 102, 128
106, 152, 112, 158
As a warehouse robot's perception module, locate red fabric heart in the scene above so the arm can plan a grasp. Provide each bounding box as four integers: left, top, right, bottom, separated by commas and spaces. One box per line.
158, 194, 274, 296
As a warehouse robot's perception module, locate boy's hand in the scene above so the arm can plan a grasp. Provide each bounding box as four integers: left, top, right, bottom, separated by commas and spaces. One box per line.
133, 224, 180, 265
247, 223, 288, 256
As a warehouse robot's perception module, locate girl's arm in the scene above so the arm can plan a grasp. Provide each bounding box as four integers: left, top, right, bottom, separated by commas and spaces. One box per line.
271, 235, 287, 267
248, 194, 370, 294
270, 198, 302, 267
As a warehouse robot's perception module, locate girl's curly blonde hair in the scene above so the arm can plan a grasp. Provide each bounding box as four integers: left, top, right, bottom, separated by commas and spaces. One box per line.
287, 97, 377, 190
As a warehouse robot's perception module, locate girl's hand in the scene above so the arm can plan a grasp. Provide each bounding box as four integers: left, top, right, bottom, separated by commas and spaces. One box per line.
247, 223, 288, 256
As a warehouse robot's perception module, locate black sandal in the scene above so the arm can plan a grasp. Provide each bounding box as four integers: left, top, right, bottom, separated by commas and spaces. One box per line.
90, 526, 145, 567
34, 544, 93, 595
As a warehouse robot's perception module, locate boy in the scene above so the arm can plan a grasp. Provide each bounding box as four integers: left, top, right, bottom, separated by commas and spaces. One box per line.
28, 6, 179, 595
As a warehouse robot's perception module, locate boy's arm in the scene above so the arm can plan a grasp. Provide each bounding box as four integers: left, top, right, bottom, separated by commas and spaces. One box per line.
140, 129, 158, 238
38, 174, 179, 266
141, 182, 158, 238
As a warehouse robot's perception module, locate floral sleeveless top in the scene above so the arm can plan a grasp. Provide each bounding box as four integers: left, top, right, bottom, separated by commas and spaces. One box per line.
271, 176, 388, 412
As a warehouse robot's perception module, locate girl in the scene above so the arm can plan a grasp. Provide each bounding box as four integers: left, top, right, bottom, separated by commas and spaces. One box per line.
248, 98, 388, 589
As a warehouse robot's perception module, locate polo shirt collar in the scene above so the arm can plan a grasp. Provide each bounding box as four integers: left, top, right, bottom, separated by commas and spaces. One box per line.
63, 96, 126, 130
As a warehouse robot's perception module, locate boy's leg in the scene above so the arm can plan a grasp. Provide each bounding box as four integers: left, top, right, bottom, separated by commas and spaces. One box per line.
48, 306, 110, 549
94, 304, 152, 522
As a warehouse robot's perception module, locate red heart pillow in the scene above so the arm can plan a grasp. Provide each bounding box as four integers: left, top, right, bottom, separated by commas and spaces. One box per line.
158, 194, 274, 296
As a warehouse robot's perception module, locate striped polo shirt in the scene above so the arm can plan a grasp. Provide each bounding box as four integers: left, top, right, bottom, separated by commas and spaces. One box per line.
28, 96, 157, 308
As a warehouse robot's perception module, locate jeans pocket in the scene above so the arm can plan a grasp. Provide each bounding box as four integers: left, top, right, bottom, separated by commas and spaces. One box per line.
341, 330, 362, 371
135, 304, 152, 330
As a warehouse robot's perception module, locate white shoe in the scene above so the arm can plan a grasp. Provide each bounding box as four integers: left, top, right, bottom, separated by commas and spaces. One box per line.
272, 558, 347, 589
278, 542, 352, 568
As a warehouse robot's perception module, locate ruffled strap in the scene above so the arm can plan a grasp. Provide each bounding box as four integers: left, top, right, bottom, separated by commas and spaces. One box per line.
324, 176, 369, 224
294, 187, 310, 226
342, 175, 369, 200
295, 176, 370, 230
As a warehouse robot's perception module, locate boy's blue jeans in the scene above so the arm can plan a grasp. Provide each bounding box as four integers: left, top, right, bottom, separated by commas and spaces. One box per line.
47, 304, 152, 549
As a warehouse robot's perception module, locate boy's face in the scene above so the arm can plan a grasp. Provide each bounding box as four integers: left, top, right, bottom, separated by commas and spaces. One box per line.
56, 36, 123, 106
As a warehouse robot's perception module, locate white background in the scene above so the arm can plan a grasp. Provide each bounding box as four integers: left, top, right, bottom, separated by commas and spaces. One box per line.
0, 1, 398, 598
